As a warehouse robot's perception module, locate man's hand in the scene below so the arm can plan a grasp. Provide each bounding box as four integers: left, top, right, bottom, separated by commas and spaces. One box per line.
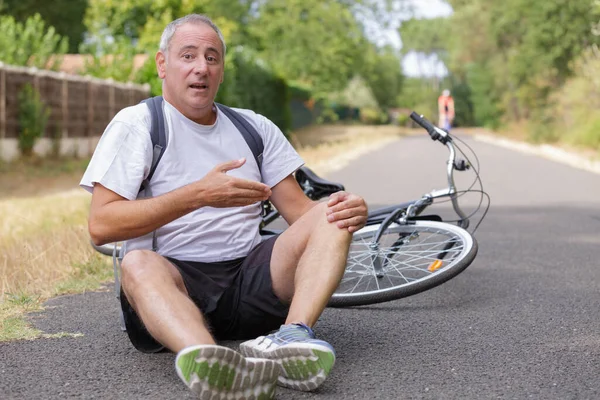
326, 191, 368, 233
194, 158, 271, 207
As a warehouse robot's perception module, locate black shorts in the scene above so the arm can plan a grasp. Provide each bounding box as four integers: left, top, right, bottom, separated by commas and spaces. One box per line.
120, 235, 289, 353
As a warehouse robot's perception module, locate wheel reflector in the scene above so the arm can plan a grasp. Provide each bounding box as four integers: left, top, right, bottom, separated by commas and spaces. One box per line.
427, 260, 443, 272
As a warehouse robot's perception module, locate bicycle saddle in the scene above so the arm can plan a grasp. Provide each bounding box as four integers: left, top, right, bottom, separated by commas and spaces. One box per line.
295, 166, 345, 200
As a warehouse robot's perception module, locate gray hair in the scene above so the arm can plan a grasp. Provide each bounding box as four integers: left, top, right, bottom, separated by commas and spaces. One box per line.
159, 14, 226, 58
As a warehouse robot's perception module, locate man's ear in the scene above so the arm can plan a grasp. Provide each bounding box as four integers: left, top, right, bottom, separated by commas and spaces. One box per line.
156, 51, 166, 79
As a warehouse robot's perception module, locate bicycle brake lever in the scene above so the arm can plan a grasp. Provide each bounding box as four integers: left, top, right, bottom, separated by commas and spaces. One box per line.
454, 159, 470, 171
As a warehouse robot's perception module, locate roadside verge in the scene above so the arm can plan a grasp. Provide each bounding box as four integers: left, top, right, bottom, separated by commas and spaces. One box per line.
474, 133, 600, 176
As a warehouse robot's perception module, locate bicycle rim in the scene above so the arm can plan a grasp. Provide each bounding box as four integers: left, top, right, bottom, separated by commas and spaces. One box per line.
328, 220, 477, 307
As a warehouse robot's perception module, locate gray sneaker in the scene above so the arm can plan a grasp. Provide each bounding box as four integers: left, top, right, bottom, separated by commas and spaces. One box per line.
175, 344, 280, 400
239, 323, 336, 392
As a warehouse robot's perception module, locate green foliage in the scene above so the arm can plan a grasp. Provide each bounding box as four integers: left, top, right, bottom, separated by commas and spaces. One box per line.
84, 0, 251, 53
396, 78, 438, 123
216, 47, 291, 134
79, 35, 138, 81
17, 83, 50, 157
135, 57, 162, 97
445, 80, 474, 127
248, 0, 367, 95
362, 46, 404, 110
401, 0, 600, 135
545, 48, 600, 149
399, 17, 450, 56
80, 0, 409, 127
330, 76, 378, 109
359, 108, 389, 125
316, 106, 340, 124
464, 63, 502, 129
288, 81, 313, 102
0, 0, 87, 53
0, 13, 68, 69
396, 113, 410, 126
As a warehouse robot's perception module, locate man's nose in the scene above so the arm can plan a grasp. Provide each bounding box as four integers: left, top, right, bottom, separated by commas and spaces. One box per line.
193, 59, 208, 74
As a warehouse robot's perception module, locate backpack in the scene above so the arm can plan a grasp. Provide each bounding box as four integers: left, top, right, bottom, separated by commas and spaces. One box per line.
139, 96, 264, 192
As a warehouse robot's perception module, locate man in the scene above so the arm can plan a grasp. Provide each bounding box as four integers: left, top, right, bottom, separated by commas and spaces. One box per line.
80, 14, 367, 399
438, 89, 455, 132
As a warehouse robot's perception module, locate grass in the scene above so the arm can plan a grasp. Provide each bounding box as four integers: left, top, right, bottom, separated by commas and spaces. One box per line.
0, 188, 114, 341
0, 156, 89, 200
0, 124, 405, 342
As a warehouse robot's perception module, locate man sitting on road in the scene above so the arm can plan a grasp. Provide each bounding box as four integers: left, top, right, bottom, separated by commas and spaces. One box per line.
80, 13, 367, 399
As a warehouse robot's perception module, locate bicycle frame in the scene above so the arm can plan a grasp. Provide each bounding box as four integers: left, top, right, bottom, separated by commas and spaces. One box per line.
263, 122, 470, 246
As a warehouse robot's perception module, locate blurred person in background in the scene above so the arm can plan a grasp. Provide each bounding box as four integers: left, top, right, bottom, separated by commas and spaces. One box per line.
438, 89, 455, 132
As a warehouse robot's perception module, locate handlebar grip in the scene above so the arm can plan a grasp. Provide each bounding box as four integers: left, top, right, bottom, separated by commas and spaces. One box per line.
409, 112, 436, 134
410, 111, 451, 144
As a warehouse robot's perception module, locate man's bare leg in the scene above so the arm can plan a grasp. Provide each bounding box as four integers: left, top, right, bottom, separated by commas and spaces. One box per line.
239, 202, 352, 391
270, 201, 352, 326
122, 250, 281, 399
120, 250, 215, 352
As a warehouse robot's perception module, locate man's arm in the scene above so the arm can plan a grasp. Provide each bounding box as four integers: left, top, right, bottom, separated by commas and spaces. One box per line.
89, 158, 271, 245
268, 175, 317, 226
270, 174, 368, 233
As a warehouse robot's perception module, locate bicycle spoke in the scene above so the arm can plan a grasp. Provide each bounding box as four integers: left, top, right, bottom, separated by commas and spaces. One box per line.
334, 223, 473, 299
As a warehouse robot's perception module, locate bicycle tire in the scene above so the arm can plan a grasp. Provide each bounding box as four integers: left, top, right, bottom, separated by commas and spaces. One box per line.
328, 220, 478, 307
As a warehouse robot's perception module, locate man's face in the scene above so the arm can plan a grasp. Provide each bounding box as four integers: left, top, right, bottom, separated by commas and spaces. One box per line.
156, 22, 224, 121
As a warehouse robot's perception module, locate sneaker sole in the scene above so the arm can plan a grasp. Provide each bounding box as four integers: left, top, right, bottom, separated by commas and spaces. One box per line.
239, 342, 335, 392
176, 345, 280, 400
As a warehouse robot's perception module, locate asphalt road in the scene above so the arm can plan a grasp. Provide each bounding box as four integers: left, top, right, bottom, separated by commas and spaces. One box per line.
3, 132, 600, 399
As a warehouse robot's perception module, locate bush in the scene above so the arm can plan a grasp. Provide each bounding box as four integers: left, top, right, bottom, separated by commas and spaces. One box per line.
217, 47, 291, 134
396, 113, 410, 126
316, 106, 340, 124
135, 56, 162, 97
288, 81, 313, 102
0, 14, 68, 69
17, 84, 50, 157
359, 107, 388, 125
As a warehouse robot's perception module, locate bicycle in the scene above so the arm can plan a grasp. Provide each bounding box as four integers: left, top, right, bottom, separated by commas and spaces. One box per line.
93, 111, 490, 309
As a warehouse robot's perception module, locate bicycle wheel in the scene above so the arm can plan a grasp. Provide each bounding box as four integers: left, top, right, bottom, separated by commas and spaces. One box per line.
328, 220, 477, 307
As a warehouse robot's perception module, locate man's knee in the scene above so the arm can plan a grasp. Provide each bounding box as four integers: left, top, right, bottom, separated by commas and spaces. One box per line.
309, 202, 352, 239
121, 250, 168, 289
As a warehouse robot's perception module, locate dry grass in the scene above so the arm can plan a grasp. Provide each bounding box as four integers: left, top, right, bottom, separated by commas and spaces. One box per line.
0, 124, 405, 341
0, 190, 92, 297
0, 190, 112, 341
292, 124, 408, 174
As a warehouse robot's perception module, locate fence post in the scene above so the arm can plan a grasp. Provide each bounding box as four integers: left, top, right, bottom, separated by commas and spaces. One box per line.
0, 63, 5, 141
61, 72, 68, 138
108, 78, 115, 120
127, 81, 134, 104
86, 76, 94, 157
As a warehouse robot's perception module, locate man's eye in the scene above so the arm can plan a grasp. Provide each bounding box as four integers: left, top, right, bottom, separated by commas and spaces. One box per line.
207, 56, 217, 63
183, 54, 193, 60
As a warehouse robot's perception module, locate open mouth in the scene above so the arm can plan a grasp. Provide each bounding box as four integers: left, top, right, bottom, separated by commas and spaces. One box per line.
189, 83, 208, 91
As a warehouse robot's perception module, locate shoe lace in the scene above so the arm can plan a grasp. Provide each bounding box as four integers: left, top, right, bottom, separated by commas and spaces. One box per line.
258, 323, 316, 346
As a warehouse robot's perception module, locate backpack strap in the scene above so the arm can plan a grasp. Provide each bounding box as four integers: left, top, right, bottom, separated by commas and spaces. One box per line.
215, 103, 264, 172
139, 96, 167, 193
137, 97, 266, 251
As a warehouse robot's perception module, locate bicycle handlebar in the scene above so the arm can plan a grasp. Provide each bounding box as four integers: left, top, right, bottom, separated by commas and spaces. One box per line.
408, 110, 469, 229
409, 112, 451, 144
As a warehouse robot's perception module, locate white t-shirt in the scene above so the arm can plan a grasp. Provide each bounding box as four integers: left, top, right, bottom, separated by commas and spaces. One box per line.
80, 100, 304, 262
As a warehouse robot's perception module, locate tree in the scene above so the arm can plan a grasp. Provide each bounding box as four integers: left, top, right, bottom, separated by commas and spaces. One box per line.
362, 46, 404, 109
0, 0, 87, 53
248, 0, 367, 95
0, 14, 68, 69
83, 0, 256, 53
